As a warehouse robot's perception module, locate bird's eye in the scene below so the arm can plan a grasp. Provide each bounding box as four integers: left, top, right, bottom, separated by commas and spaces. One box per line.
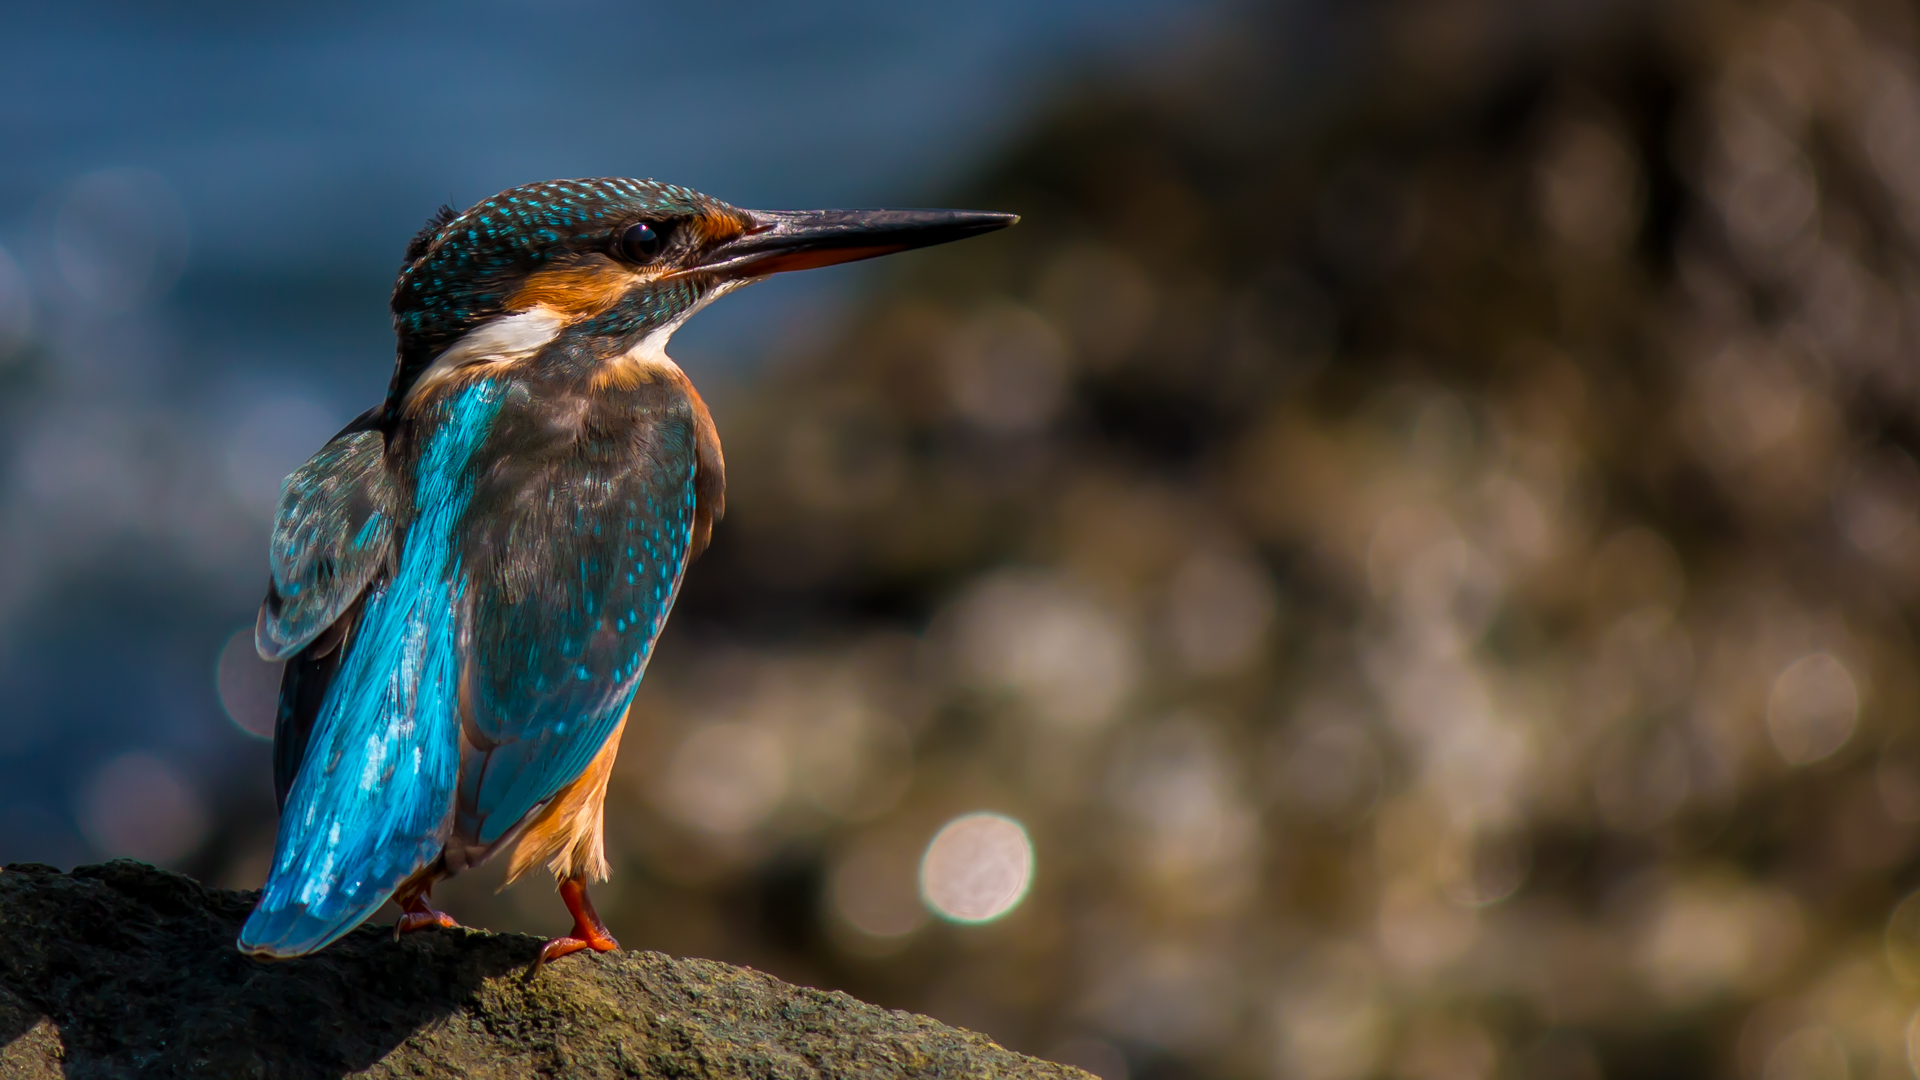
619, 221, 666, 262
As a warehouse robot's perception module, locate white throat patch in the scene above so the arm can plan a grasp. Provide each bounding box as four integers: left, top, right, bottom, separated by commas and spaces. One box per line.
604, 278, 743, 377
404, 278, 746, 402
405, 306, 565, 404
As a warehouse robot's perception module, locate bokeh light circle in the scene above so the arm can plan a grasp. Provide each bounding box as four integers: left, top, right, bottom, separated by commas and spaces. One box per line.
1766, 652, 1860, 766
830, 836, 928, 944
216, 628, 282, 740
78, 752, 210, 865
919, 811, 1034, 924
52, 167, 189, 312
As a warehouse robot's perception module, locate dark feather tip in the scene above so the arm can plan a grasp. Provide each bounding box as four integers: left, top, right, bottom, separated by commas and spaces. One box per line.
403, 204, 460, 265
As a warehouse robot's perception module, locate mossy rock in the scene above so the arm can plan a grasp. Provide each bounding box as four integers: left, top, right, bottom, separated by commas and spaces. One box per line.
0, 861, 1082, 1079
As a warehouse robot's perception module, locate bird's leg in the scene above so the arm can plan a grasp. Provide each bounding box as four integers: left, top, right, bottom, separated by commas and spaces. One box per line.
533, 875, 620, 971
392, 884, 460, 939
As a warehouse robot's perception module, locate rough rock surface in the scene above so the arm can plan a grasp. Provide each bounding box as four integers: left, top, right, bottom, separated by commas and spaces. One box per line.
0, 861, 1082, 1079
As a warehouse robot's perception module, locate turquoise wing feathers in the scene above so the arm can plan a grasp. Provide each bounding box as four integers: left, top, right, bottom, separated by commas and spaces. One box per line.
239, 383, 505, 957
255, 419, 395, 662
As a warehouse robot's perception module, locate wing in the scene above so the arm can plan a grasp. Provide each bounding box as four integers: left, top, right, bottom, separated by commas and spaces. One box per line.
251, 412, 395, 811
255, 414, 395, 661
240, 382, 506, 958
270, 601, 357, 812
453, 376, 722, 851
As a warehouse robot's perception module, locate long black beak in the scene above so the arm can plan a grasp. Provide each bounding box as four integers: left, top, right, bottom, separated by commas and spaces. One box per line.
693, 208, 1018, 279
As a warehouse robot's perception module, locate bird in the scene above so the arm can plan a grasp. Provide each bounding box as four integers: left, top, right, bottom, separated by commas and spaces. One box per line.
237, 177, 1014, 964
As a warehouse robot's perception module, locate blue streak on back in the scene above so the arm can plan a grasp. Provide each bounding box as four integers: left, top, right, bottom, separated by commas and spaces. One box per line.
239, 382, 504, 958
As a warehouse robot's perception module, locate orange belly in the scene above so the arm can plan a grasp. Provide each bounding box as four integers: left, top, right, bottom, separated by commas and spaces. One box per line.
503, 710, 629, 884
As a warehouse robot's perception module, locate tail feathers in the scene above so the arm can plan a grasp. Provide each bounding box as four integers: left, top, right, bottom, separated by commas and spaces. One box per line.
238, 896, 381, 959
237, 576, 464, 958
237, 828, 445, 958
240, 380, 502, 959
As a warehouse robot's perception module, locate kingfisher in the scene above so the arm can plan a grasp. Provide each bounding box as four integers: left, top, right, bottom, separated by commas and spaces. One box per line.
238, 177, 1013, 964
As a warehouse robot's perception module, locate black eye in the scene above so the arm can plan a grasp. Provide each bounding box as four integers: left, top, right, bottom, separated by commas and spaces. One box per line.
619, 221, 666, 262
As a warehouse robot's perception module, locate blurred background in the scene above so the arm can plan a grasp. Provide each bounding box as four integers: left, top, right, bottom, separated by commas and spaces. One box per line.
11, 0, 1920, 1076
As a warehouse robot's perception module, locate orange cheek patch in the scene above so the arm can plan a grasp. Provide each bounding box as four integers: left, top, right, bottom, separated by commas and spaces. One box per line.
692, 208, 753, 246
506, 261, 647, 321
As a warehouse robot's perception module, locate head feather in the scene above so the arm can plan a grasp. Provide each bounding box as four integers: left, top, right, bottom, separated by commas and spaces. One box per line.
403, 203, 459, 268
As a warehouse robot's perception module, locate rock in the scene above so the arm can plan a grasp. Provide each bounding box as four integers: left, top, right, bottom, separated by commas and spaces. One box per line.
0, 861, 1084, 1079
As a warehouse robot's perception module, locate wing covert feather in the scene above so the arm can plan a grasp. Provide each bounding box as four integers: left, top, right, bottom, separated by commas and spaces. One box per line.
257, 425, 396, 661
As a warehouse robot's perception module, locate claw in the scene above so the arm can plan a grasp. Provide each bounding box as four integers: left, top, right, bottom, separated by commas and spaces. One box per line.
394, 909, 460, 938
393, 890, 461, 940
529, 876, 619, 975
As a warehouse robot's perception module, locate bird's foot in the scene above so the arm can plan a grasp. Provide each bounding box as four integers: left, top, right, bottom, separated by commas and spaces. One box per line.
395, 909, 460, 937
534, 926, 620, 967
393, 893, 461, 940
530, 877, 619, 974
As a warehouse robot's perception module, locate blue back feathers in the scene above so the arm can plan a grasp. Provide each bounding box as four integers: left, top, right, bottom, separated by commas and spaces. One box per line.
239, 382, 505, 958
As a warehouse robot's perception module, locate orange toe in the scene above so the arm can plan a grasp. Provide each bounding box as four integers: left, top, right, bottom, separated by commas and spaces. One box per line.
395, 910, 459, 936
393, 891, 461, 939
538, 936, 590, 967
